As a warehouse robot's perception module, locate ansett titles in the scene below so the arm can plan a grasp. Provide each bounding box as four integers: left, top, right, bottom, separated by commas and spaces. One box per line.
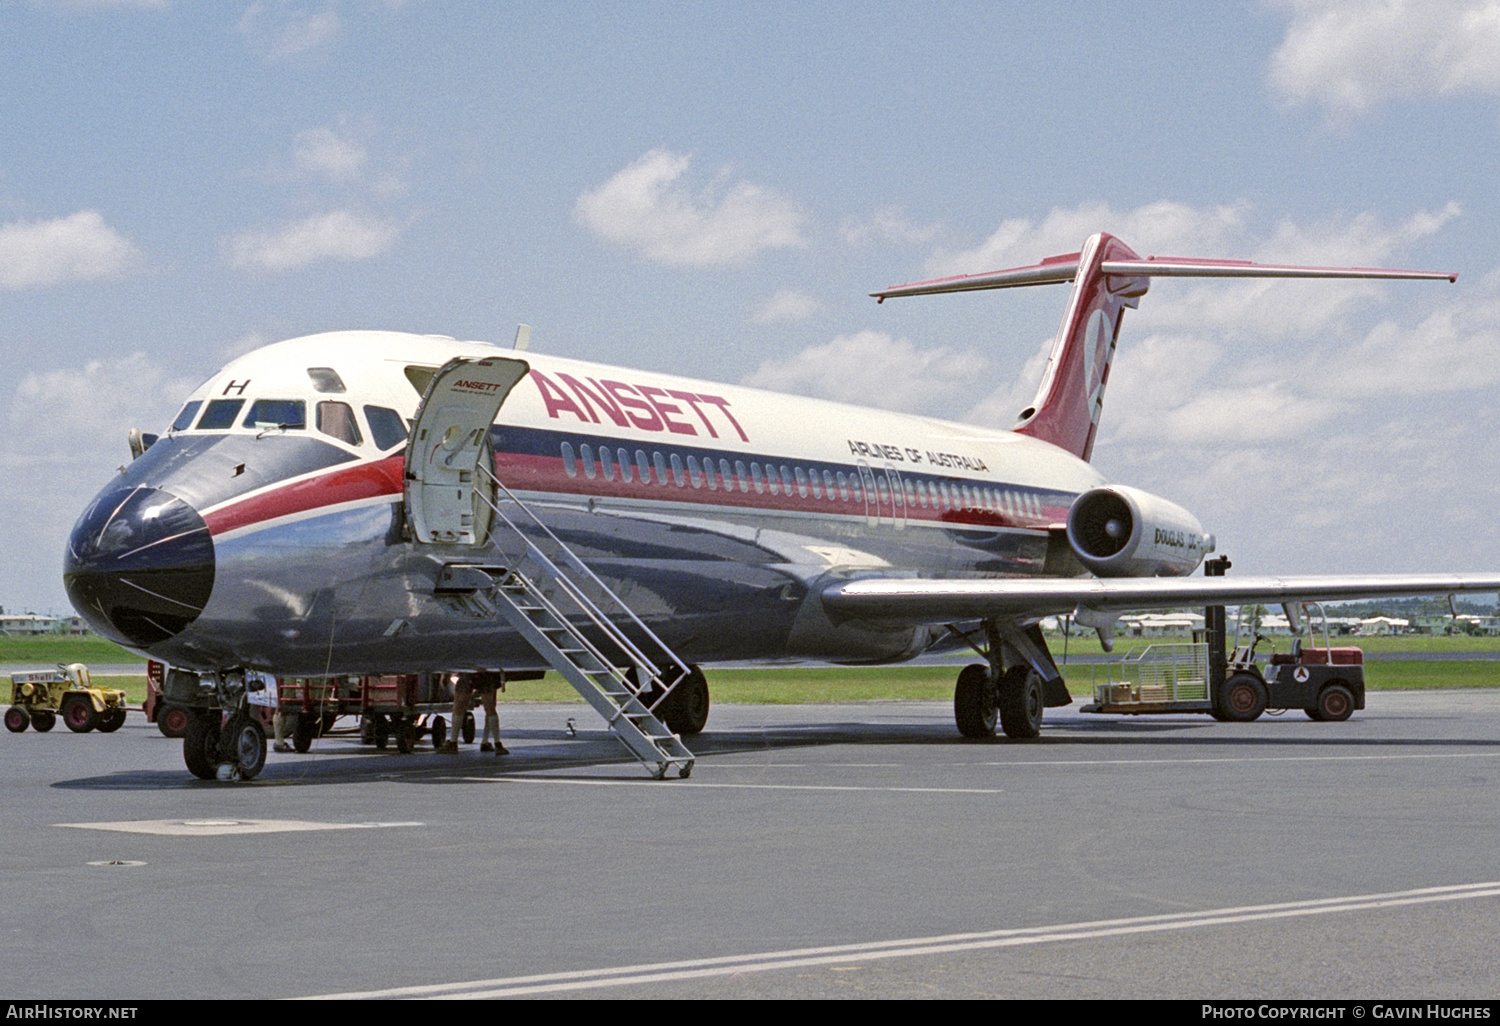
846, 439, 988, 472
530, 370, 749, 442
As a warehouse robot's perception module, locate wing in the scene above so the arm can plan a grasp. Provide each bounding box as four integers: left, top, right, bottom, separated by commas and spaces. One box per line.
820, 573, 1500, 626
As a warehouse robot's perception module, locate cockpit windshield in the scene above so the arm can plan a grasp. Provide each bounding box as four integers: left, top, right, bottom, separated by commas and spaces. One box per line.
242, 399, 306, 431
197, 398, 245, 430
170, 401, 201, 432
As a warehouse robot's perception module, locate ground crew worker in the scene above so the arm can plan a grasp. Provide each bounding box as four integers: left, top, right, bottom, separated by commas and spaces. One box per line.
437, 670, 507, 755
474, 669, 507, 754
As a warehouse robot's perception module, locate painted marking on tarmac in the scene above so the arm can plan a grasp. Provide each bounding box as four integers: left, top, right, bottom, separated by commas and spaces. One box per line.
57, 819, 424, 836
460, 776, 1004, 794
975, 751, 1500, 768
717, 751, 1500, 770
303, 881, 1500, 999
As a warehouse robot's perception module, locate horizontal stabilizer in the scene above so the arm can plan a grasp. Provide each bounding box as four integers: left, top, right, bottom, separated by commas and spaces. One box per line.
871, 232, 1458, 464
873, 254, 1457, 301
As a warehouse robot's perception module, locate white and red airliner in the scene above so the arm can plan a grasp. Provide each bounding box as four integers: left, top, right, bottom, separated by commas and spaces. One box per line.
63, 232, 1500, 765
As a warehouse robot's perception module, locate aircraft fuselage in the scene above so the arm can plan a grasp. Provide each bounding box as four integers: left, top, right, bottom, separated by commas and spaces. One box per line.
65, 330, 1103, 676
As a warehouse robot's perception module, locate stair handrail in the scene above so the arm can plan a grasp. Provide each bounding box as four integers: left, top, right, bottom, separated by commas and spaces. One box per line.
474, 464, 692, 690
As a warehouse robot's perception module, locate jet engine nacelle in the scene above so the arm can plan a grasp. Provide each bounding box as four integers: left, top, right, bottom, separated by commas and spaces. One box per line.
1066, 485, 1214, 578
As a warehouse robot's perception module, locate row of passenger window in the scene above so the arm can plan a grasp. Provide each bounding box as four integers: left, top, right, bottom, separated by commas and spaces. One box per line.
170, 398, 409, 451
559, 441, 1041, 518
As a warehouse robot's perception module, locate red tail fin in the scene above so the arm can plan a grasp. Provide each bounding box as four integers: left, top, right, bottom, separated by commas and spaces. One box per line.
1013, 233, 1145, 460
873, 233, 1455, 463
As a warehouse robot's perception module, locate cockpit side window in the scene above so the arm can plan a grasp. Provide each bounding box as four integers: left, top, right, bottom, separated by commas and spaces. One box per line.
316, 401, 362, 446
307, 367, 347, 393
242, 399, 306, 430
197, 399, 245, 430
364, 405, 409, 451
171, 401, 202, 432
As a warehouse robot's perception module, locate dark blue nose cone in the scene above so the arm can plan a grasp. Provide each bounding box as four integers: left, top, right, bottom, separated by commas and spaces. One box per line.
64, 486, 215, 649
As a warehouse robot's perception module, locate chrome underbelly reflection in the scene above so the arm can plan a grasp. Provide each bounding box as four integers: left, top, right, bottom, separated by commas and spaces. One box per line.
154, 493, 1048, 676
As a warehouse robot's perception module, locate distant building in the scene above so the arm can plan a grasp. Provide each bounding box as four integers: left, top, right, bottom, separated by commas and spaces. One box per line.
0, 613, 88, 636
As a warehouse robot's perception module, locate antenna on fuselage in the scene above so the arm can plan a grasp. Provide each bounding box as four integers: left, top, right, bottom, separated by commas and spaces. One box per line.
513, 324, 532, 352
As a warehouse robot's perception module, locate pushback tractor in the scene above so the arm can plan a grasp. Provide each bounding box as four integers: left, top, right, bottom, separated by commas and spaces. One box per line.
6, 664, 127, 734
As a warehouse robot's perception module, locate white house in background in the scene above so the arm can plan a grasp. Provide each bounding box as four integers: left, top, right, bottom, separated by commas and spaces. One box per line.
1357, 616, 1410, 636
0, 613, 88, 635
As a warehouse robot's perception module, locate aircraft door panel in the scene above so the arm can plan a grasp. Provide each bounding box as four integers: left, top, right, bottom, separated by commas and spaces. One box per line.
856, 461, 879, 527
885, 465, 906, 529
405, 356, 530, 545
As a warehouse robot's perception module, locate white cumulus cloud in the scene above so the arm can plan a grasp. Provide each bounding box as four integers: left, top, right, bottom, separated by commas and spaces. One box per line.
292, 125, 367, 184
575, 149, 806, 266
842, 205, 943, 248
925, 200, 1249, 279
753, 290, 819, 323
742, 330, 988, 413
1268, 0, 1500, 115
225, 210, 401, 272
0, 210, 139, 290
238, 1, 341, 60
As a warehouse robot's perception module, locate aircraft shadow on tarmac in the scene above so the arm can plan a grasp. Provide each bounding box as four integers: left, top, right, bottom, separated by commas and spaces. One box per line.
48, 714, 1500, 791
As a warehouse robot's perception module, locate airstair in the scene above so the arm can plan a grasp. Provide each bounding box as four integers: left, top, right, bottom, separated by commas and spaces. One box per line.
404, 354, 694, 778
433, 465, 696, 779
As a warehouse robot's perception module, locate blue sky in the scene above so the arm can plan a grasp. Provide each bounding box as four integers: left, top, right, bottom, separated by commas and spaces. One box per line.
3, 0, 1499, 615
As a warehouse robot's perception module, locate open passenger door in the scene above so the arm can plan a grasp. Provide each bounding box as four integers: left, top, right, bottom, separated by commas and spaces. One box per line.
404, 355, 530, 545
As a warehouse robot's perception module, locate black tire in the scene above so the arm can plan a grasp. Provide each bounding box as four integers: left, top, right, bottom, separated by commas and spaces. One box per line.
62, 697, 98, 733
31, 710, 55, 733
660, 665, 710, 736
997, 665, 1044, 739
1316, 683, 1355, 723
360, 716, 375, 745
97, 708, 127, 733
183, 714, 221, 780
429, 715, 447, 751
293, 713, 318, 753
372, 714, 389, 749
5, 706, 30, 733
1222, 672, 1267, 722
158, 705, 189, 738
462, 711, 476, 744
395, 719, 416, 754
953, 663, 997, 738
225, 714, 267, 780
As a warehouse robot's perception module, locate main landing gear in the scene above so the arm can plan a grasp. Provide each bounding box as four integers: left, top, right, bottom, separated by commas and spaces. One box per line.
952, 621, 1060, 740
954, 663, 1045, 740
